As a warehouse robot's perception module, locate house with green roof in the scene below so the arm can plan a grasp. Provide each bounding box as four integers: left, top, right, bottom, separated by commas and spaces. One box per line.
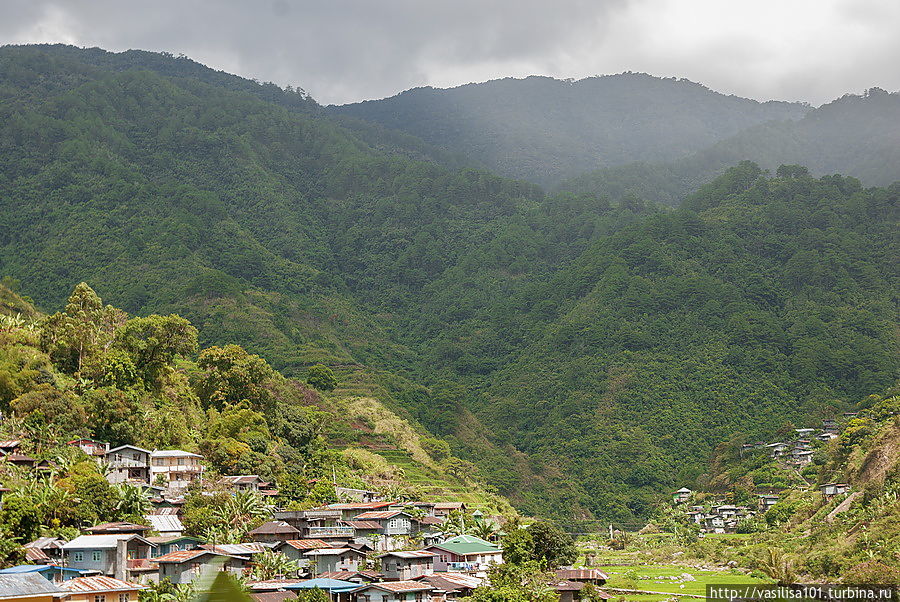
423, 535, 503, 573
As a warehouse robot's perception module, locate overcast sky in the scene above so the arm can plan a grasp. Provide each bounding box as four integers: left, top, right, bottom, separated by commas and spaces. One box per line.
3, 0, 899, 106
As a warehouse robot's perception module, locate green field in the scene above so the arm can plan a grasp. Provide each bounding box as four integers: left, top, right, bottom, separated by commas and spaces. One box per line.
598, 564, 772, 599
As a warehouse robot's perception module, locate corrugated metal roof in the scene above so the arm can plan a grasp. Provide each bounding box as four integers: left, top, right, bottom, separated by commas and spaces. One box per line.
352, 510, 404, 520
325, 501, 395, 510
251, 592, 297, 602
342, 520, 381, 530
200, 543, 266, 555
302, 548, 360, 556
150, 449, 202, 458
555, 569, 608, 581
146, 515, 184, 533
318, 571, 382, 581
63, 534, 151, 549
279, 540, 331, 551
0, 440, 21, 449
377, 550, 435, 559
0, 573, 63, 597
60, 577, 146, 593
86, 522, 149, 533
355, 580, 433, 593
153, 550, 216, 563
248, 521, 300, 535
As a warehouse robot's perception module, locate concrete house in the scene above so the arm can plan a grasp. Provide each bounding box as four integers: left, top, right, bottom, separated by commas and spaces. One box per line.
376, 551, 435, 581
758, 495, 780, 511
59, 576, 146, 602
62, 534, 155, 581
154, 550, 249, 585
425, 535, 503, 574
303, 548, 366, 576
325, 502, 396, 522
105, 446, 151, 485
149, 450, 203, 491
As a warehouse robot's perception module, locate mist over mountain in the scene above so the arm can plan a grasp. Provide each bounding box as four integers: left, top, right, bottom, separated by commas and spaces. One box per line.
331, 74, 810, 186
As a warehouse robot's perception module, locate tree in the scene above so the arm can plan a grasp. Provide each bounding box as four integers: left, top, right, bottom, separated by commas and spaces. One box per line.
503, 521, 577, 569
194, 345, 275, 413
466, 561, 557, 602
39, 283, 126, 376
115, 315, 198, 384
305, 365, 337, 392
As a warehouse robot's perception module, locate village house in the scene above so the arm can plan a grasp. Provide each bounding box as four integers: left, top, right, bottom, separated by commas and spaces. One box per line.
766, 442, 790, 458
154, 549, 249, 585
247, 521, 302, 543
0, 565, 81, 584
376, 551, 435, 581
789, 448, 813, 465
303, 548, 366, 575
144, 515, 185, 538
432, 503, 466, 518
821, 483, 851, 497
23, 538, 66, 565
147, 536, 201, 557
104, 446, 151, 485
149, 450, 203, 491
425, 535, 503, 574
199, 543, 268, 559
62, 534, 155, 581
219, 475, 268, 492
758, 494, 780, 511
67, 439, 109, 459
272, 540, 332, 566
334, 487, 383, 503
822, 419, 839, 434
817, 432, 838, 442
317, 570, 383, 585
59, 576, 146, 602
413, 572, 482, 600
351, 511, 417, 541
289, 578, 358, 602
325, 502, 397, 522
351, 580, 436, 602
672, 487, 692, 503
0, 573, 64, 602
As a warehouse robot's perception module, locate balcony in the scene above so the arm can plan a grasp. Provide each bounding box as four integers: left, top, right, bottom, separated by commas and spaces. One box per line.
127, 558, 151, 570
109, 459, 148, 468
303, 510, 341, 520
307, 526, 355, 537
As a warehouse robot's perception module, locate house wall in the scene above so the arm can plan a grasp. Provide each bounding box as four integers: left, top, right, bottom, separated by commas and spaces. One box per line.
67, 549, 115, 575
65, 591, 140, 602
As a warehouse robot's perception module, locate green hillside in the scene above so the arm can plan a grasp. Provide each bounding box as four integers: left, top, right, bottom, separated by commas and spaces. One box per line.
1, 45, 897, 523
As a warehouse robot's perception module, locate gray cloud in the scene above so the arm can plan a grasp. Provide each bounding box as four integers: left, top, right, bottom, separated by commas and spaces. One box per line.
2, 0, 899, 105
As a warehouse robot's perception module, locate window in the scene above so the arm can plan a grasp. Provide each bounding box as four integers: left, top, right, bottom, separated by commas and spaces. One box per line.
93, 550, 102, 562
73, 552, 83, 562
119, 595, 129, 602
94, 596, 106, 602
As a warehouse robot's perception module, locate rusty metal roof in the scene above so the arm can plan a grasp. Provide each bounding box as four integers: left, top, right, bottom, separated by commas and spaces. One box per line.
60, 576, 146, 593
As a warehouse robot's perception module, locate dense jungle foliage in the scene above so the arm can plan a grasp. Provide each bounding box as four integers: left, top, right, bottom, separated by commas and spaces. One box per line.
0, 45, 897, 523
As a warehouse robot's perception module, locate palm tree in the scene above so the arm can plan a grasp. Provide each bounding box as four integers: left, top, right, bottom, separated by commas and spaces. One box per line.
472, 519, 498, 541
251, 550, 299, 580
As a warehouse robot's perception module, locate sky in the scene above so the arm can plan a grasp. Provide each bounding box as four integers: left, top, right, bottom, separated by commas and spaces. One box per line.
3, 0, 900, 106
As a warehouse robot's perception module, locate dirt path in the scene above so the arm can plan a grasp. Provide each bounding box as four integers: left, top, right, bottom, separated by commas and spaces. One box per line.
826, 491, 861, 523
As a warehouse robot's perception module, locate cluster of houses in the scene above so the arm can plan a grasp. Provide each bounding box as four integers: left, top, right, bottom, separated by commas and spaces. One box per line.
671, 417, 857, 534
739, 418, 851, 468
0, 505, 609, 602
0, 436, 614, 601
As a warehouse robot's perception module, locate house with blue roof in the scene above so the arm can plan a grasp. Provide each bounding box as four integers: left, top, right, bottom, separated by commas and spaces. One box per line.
0, 564, 82, 584
286, 578, 358, 602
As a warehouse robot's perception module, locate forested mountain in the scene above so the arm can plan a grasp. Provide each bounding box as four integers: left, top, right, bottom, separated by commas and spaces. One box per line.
559, 88, 900, 206
331, 74, 809, 186
0, 45, 897, 523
